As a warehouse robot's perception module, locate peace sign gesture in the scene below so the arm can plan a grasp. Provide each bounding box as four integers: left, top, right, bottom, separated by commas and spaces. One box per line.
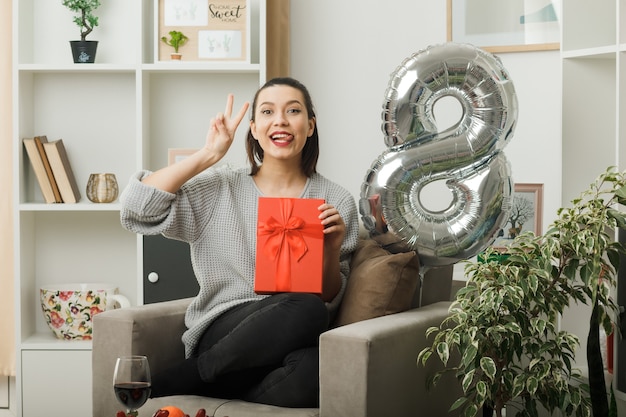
204, 94, 250, 162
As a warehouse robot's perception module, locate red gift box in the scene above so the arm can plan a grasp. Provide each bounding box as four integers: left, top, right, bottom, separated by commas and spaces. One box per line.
255, 197, 325, 294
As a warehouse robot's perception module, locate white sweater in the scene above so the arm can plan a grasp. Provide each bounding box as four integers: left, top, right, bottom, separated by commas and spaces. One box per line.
120, 166, 360, 357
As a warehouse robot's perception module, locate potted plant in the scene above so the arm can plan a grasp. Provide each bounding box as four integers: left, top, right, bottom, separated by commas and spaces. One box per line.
419, 167, 626, 417
161, 31, 189, 60
62, 0, 101, 63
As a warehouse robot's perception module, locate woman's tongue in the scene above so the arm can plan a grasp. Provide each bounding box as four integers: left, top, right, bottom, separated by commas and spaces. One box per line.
271, 133, 292, 146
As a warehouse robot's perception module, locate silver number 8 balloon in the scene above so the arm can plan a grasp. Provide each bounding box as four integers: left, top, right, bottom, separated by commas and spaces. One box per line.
360, 43, 518, 267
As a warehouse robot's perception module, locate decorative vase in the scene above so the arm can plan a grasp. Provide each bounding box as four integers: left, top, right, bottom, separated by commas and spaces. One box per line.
70, 40, 98, 63
40, 283, 130, 340
86, 173, 118, 203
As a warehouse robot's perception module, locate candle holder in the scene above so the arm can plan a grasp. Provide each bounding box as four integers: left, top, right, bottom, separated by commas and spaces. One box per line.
86, 173, 119, 203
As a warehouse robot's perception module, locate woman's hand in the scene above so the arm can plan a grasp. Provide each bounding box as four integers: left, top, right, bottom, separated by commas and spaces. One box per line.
203, 94, 250, 162
319, 203, 346, 301
319, 203, 346, 252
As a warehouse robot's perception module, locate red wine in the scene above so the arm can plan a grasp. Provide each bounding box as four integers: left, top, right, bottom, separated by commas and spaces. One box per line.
114, 382, 151, 409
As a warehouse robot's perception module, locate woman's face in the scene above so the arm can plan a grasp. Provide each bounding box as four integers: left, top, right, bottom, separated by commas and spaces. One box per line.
250, 85, 315, 164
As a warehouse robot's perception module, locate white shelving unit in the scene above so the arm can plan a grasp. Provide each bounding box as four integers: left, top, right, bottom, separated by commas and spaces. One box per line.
560, 0, 625, 400
12, 1, 266, 416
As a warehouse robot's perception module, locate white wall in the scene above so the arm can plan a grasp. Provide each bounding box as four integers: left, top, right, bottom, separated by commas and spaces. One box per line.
289, 1, 562, 253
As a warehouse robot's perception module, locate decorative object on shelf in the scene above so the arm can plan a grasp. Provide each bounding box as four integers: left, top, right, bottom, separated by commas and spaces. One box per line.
161, 30, 189, 60
62, 0, 101, 63
447, 0, 560, 53
156, 0, 250, 62
86, 173, 119, 203
419, 167, 626, 417
40, 283, 130, 340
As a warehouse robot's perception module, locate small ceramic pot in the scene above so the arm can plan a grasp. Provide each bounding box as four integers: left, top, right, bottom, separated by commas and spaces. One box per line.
40, 283, 130, 340
69, 40, 98, 63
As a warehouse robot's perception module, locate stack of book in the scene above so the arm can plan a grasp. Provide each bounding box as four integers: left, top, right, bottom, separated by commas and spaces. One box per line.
23, 136, 81, 203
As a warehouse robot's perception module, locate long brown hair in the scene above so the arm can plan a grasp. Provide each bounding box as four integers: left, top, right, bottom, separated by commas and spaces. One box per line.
246, 77, 319, 176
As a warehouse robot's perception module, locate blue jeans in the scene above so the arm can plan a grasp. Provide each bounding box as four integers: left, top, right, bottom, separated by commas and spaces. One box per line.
151, 293, 329, 408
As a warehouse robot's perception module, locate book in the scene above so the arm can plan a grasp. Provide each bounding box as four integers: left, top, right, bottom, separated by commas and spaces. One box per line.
23, 137, 58, 203
42, 139, 81, 203
33, 135, 63, 203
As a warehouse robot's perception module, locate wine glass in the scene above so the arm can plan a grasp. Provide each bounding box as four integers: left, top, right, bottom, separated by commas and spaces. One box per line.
113, 355, 152, 416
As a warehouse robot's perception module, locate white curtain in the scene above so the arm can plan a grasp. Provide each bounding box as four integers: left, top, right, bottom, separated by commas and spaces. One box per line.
0, 0, 15, 377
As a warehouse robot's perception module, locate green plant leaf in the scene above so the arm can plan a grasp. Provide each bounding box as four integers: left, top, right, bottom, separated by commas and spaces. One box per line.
436, 342, 449, 364
417, 348, 431, 366
504, 321, 522, 334
461, 342, 478, 368
526, 376, 539, 395
462, 369, 475, 393
528, 273, 539, 294
476, 380, 487, 403
425, 326, 440, 337
571, 387, 581, 406
463, 404, 478, 417
528, 357, 541, 370
480, 357, 496, 382
615, 184, 626, 205
450, 397, 467, 412
512, 374, 525, 398
530, 317, 547, 334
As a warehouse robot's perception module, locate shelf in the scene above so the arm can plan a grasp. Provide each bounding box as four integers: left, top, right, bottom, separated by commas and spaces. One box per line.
17, 64, 137, 73
562, 45, 617, 60
21, 332, 92, 351
18, 202, 122, 212
142, 62, 262, 73
17, 63, 263, 74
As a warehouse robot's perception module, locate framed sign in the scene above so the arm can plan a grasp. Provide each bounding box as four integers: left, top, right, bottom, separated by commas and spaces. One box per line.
447, 0, 560, 53
156, 0, 250, 62
492, 183, 544, 248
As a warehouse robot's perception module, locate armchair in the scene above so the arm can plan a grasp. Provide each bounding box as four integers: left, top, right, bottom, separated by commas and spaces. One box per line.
93, 240, 463, 417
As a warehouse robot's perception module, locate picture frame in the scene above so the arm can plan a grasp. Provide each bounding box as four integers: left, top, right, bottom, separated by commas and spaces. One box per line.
446, 0, 560, 53
168, 148, 197, 165
492, 183, 544, 249
155, 0, 250, 62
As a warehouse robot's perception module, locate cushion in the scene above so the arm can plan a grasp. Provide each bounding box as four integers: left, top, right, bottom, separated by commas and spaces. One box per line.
334, 239, 420, 326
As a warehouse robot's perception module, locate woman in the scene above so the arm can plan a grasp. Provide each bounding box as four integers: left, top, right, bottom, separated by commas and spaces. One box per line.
120, 77, 359, 407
